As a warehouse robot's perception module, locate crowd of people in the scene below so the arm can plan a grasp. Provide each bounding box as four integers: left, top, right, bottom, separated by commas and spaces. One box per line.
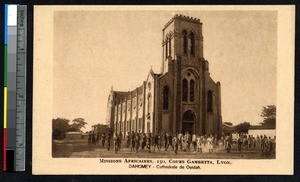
236, 134, 276, 156
87, 131, 276, 156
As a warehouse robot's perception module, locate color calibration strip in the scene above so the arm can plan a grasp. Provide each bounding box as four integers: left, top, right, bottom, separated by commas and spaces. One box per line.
3, 4, 27, 172
3, 5, 8, 171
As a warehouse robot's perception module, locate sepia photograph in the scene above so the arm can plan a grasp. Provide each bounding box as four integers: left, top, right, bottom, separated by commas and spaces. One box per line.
33, 6, 294, 175
51, 10, 276, 159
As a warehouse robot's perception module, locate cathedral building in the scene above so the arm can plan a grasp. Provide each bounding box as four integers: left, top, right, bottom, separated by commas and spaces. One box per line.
106, 14, 222, 137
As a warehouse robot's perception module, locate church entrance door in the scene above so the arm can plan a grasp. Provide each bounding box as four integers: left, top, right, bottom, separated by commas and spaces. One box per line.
182, 110, 195, 134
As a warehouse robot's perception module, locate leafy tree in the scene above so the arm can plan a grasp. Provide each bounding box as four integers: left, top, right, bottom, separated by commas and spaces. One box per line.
92, 123, 110, 135
235, 121, 250, 133
260, 105, 276, 127
52, 118, 70, 139
69, 118, 87, 132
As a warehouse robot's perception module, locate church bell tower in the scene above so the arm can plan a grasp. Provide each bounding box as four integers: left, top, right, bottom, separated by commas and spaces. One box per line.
162, 14, 204, 74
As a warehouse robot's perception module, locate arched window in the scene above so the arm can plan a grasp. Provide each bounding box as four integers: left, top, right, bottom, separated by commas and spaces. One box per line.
147, 93, 151, 114
183, 30, 188, 54
207, 90, 213, 112
169, 36, 171, 56
190, 79, 195, 102
163, 86, 169, 110
165, 35, 169, 58
190, 32, 195, 55
182, 79, 188, 102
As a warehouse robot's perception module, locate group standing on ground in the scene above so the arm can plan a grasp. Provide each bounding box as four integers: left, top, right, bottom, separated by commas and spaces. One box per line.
236, 134, 276, 155
87, 131, 276, 156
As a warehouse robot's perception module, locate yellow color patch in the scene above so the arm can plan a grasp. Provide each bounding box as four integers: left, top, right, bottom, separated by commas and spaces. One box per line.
4, 87, 7, 128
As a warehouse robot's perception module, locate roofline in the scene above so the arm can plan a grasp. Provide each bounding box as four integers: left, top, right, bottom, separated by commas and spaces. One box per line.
162, 14, 202, 31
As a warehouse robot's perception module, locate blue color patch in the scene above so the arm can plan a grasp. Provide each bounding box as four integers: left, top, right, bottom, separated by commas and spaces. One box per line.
4, 4, 8, 44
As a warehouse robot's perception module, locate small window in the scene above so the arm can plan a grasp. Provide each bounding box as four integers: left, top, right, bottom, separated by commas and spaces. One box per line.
165, 35, 169, 58
182, 79, 188, 102
147, 93, 151, 114
163, 85, 169, 110
190, 79, 195, 102
169, 36, 171, 56
127, 121, 130, 132
147, 122, 150, 133
190, 32, 195, 55
183, 30, 188, 54
207, 90, 213, 112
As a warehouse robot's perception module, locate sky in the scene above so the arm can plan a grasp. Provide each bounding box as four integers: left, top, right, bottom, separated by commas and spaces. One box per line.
53, 10, 277, 131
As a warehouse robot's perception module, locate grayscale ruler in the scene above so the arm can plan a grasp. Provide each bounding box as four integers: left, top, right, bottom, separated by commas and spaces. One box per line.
15, 5, 27, 171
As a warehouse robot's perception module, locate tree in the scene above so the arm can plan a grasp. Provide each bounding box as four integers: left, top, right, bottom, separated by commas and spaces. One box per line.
235, 121, 250, 133
69, 118, 87, 132
92, 123, 109, 135
260, 105, 276, 127
52, 118, 70, 139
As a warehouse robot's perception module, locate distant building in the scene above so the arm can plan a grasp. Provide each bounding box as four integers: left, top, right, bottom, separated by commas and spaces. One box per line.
106, 15, 222, 137
248, 125, 276, 137
65, 132, 82, 140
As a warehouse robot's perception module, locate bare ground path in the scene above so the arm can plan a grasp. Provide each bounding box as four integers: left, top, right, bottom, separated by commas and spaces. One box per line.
53, 139, 275, 159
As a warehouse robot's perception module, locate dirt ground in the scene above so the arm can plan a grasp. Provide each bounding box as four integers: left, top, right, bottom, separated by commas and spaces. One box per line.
52, 139, 275, 159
